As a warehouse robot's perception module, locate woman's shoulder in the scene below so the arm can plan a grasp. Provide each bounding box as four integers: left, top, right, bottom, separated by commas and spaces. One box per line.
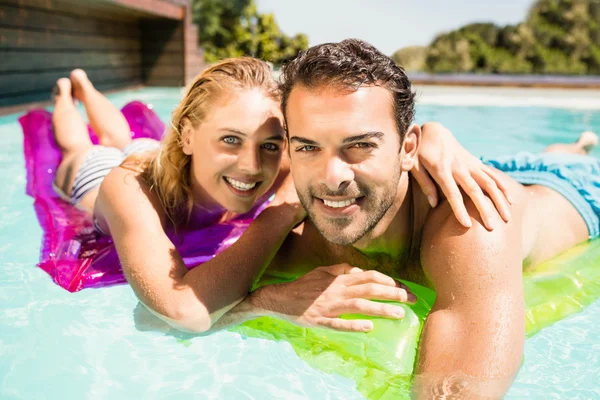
95, 166, 167, 227
101, 164, 148, 194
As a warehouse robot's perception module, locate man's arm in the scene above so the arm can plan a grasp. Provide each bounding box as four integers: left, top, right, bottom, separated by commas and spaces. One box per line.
415, 200, 525, 398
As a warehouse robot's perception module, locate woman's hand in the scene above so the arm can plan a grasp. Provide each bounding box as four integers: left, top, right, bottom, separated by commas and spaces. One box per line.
412, 122, 512, 230
250, 264, 416, 332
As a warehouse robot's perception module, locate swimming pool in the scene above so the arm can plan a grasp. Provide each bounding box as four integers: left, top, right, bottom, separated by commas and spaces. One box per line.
1, 87, 599, 399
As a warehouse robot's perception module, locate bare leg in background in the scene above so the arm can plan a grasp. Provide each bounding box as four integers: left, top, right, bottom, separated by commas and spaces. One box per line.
543, 131, 598, 155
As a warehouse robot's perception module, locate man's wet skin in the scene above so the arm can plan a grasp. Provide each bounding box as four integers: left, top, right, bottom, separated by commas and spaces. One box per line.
259, 82, 589, 397
266, 84, 588, 285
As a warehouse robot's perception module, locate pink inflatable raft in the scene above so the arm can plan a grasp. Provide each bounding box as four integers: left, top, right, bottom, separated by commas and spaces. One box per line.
19, 101, 269, 292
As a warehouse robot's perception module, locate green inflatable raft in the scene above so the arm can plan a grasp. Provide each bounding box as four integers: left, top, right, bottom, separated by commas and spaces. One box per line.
230, 239, 600, 399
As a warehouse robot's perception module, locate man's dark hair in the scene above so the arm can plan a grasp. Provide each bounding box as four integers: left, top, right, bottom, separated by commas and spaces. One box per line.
279, 38, 416, 139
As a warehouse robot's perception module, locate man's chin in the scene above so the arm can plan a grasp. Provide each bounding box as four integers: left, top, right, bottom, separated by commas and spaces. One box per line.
314, 222, 364, 246
323, 234, 359, 246
306, 210, 366, 245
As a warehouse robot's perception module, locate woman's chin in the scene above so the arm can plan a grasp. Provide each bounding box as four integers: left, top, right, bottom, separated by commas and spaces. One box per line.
222, 197, 256, 214
222, 187, 272, 214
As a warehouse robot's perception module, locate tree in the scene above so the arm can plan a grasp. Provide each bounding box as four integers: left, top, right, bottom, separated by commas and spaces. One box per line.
192, 0, 309, 64
425, 33, 474, 73
391, 46, 427, 71
401, 0, 600, 74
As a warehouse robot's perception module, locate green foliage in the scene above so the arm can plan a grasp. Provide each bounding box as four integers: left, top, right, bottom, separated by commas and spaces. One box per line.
425, 33, 474, 72
391, 46, 428, 71
411, 0, 600, 74
192, 0, 308, 64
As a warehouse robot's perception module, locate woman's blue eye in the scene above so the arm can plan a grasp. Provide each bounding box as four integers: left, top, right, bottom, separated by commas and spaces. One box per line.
223, 136, 239, 144
262, 143, 279, 151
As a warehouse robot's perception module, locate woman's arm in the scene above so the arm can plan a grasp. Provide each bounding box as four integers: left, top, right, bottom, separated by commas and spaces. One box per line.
413, 122, 513, 230
95, 167, 304, 333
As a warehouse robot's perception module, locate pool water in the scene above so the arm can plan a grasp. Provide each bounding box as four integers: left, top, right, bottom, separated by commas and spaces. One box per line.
1, 87, 600, 399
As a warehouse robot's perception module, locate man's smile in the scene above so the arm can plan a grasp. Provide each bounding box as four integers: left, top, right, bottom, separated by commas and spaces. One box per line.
314, 196, 364, 216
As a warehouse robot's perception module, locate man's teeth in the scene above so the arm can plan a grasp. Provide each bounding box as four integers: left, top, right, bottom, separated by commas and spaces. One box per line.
225, 177, 257, 191
323, 198, 356, 208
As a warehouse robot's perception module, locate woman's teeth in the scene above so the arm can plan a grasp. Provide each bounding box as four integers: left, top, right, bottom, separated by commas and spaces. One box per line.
323, 198, 356, 208
225, 177, 257, 191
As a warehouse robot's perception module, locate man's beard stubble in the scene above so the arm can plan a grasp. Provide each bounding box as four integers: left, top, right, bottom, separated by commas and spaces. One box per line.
296, 171, 401, 246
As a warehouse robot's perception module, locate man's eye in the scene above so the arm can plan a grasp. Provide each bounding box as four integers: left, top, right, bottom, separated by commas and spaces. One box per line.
223, 136, 240, 144
262, 143, 280, 151
350, 142, 374, 149
297, 145, 316, 152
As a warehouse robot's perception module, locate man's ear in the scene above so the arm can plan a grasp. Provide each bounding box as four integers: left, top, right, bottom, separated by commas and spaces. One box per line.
400, 123, 421, 171
181, 117, 194, 155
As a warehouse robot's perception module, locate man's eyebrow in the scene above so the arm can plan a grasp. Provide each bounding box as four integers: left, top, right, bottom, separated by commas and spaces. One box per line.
289, 136, 319, 145
342, 131, 385, 144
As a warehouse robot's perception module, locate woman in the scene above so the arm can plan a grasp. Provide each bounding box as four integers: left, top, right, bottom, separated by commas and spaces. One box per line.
50, 60, 510, 333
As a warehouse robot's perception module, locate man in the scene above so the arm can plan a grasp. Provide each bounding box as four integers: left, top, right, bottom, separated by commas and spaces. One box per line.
212, 39, 598, 396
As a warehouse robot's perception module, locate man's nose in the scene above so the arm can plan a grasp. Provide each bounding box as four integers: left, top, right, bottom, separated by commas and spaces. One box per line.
321, 156, 354, 192
238, 146, 261, 175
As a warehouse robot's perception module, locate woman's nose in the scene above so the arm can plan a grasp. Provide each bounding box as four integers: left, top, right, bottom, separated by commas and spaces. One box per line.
237, 146, 261, 175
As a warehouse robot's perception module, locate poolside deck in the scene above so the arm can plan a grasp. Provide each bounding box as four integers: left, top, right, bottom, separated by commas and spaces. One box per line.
414, 85, 600, 110
409, 73, 600, 90
0, 0, 204, 115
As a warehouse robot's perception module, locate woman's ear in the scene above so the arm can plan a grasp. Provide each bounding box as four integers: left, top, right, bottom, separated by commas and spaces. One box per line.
181, 117, 194, 155
400, 123, 421, 171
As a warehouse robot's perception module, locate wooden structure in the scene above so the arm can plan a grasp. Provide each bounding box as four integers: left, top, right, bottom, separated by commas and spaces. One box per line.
0, 0, 205, 112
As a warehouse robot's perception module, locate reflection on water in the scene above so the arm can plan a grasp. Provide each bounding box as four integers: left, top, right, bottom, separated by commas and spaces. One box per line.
412, 373, 517, 399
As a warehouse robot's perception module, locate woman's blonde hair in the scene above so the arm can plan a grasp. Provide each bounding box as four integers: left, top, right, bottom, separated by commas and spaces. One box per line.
137, 57, 279, 225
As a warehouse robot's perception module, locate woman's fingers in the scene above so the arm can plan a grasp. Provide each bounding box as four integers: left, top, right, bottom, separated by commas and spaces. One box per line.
414, 150, 514, 230
437, 168, 472, 228
342, 269, 403, 288
482, 164, 514, 204
316, 317, 374, 332
411, 162, 438, 207
332, 298, 406, 319
344, 283, 415, 303
454, 168, 501, 230
472, 169, 511, 222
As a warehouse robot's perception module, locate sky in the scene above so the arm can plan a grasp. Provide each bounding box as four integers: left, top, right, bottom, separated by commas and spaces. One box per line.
255, 0, 536, 55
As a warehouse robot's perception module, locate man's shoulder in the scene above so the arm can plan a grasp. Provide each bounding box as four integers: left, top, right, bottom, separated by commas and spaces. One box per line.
420, 198, 518, 283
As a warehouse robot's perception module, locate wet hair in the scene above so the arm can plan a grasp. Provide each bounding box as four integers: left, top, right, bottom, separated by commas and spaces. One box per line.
279, 38, 416, 139
129, 57, 279, 225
